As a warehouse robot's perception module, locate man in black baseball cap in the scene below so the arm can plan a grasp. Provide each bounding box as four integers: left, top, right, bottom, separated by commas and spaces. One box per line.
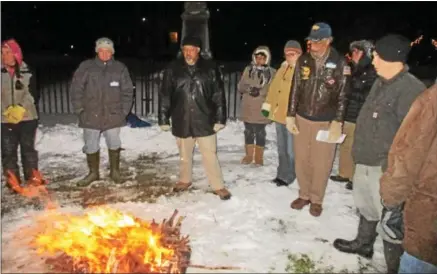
334, 33, 426, 274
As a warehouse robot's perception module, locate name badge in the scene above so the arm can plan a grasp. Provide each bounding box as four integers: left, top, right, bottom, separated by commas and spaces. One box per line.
372, 112, 378, 119
110, 81, 120, 87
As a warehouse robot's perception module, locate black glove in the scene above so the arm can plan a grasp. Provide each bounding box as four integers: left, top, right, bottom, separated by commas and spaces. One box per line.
249, 87, 261, 97
381, 201, 404, 241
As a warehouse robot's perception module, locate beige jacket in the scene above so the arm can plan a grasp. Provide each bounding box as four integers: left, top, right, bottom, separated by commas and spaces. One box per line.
1, 62, 38, 123
263, 61, 295, 124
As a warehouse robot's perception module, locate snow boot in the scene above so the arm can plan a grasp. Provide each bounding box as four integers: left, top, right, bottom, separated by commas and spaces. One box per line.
77, 151, 100, 187
241, 144, 255, 164
333, 214, 378, 259
109, 148, 124, 184
383, 241, 403, 274
254, 145, 264, 166
345, 181, 353, 190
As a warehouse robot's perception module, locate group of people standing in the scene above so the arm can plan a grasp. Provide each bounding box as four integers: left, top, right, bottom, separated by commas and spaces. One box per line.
1, 21, 436, 274
235, 22, 436, 274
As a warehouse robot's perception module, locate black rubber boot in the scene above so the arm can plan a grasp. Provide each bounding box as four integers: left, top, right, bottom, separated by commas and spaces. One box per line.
77, 151, 100, 187
383, 241, 403, 274
109, 148, 124, 184
345, 181, 353, 190
333, 215, 378, 258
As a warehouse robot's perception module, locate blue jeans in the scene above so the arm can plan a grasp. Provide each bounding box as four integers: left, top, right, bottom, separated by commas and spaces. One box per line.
275, 122, 296, 184
83, 128, 121, 154
398, 252, 437, 274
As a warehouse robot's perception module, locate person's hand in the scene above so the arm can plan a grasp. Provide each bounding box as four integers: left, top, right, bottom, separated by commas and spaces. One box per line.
3, 105, 26, 124
213, 124, 225, 132
160, 125, 171, 131
261, 102, 271, 118
381, 202, 404, 241
286, 117, 299, 135
249, 87, 261, 97
327, 120, 342, 142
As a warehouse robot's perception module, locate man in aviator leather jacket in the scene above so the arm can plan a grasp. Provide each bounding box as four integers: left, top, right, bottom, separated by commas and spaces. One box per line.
286, 22, 351, 217
158, 36, 231, 200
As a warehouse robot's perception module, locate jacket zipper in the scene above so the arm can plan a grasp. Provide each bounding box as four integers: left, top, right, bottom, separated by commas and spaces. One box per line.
10, 75, 15, 106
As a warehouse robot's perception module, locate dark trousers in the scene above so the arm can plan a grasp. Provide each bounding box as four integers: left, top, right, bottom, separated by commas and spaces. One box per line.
1, 120, 39, 181
244, 122, 267, 147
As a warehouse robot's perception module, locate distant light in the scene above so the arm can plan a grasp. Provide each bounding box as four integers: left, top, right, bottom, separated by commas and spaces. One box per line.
36, 19, 40, 23
70, 45, 74, 49
142, 17, 147, 22
244, 42, 247, 45
64, 53, 69, 56
216, 8, 220, 12
264, 24, 267, 27
34, 5, 37, 9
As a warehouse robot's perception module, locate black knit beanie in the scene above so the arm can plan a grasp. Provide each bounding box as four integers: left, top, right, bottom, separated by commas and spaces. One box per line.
181, 36, 201, 48
375, 34, 411, 63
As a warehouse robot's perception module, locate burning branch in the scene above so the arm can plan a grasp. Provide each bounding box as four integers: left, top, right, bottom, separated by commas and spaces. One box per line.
410, 35, 424, 47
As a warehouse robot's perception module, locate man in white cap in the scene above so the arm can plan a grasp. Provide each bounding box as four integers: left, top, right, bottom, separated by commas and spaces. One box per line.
70, 37, 134, 186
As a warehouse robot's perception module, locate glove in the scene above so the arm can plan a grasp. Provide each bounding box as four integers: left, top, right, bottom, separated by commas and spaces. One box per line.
249, 87, 261, 97
261, 102, 271, 118
160, 125, 171, 131
213, 124, 225, 132
3, 105, 26, 124
327, 120, 342, 142
286, 116, 299, 135
381, 202, 404, 241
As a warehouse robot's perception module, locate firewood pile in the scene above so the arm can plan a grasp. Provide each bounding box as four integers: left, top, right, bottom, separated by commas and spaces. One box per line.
44, 209, 191, 274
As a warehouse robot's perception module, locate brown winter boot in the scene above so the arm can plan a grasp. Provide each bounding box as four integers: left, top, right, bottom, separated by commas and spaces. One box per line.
77, 151, 100, 187
254, 145, 264, 166
241, 144, 255, 164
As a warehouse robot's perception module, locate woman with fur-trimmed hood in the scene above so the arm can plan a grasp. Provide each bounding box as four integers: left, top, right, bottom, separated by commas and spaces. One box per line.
237, 46, 276, 166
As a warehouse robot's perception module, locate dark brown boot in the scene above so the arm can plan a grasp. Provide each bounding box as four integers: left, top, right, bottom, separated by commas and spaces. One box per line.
254, 145, 264, 166
77, 151, 100, 187
241, 144, 255, 164
109, 148, 124, 184
290, 198, 311, 210
309, 203, 323, 217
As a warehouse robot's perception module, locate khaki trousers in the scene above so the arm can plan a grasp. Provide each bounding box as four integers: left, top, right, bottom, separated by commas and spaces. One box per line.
294, 115, 336, 204
176, 134, 225, 191
338, 121, 356, 179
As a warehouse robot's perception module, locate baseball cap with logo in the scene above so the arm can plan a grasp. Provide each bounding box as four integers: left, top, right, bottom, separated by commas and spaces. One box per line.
306, 22, 332, 41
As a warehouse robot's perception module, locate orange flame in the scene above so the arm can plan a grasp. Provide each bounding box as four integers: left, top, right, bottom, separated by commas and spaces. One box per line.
432, 38, 437, 49
410, 35, 424, 47
6, 169, 57, 209
7, 169, 184, 273
34, 207, 177, 273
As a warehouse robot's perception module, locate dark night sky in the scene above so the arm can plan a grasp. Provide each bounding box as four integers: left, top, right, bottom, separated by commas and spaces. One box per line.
2, 1, 437, 63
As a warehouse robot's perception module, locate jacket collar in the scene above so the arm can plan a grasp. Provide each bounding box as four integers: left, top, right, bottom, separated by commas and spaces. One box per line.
379, 65, 409, 85
94, 57, 114, 67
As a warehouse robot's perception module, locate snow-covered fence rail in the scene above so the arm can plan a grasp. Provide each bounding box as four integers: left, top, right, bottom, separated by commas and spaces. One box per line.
33, 59, 246, 119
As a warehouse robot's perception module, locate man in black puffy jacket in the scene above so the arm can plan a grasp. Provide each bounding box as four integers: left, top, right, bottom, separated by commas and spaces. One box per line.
158, 36, 231, 200
330, 40, 377, 190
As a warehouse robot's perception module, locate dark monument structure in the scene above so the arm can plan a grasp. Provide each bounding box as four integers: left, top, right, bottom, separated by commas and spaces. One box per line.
180, 1, 212, 60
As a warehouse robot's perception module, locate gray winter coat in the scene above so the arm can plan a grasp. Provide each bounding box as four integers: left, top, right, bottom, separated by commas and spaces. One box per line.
70, 57, 134, 131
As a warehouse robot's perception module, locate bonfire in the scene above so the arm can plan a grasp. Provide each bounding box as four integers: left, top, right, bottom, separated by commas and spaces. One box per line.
6, 169, 240, 273
6, 170, 191, 273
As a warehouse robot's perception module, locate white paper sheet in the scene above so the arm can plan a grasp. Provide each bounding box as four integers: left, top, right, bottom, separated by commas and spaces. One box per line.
316, 130, 346, 144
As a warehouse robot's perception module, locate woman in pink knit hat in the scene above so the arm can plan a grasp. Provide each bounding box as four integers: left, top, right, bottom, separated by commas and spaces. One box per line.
1, 38, 42, 190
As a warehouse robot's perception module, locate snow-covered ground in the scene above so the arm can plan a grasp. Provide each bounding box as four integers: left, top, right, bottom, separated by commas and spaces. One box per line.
1, 117, 387, 273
